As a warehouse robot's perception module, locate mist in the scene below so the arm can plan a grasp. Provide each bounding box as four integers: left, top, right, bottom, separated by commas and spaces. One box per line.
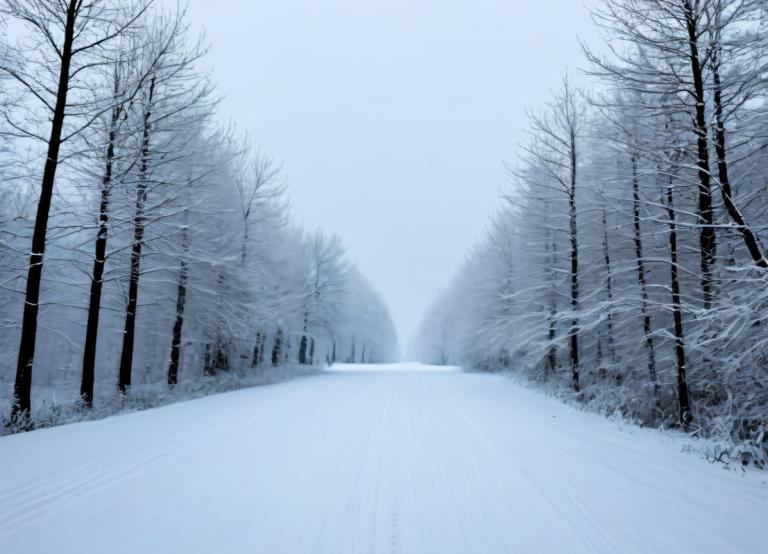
179, 0, 599, 345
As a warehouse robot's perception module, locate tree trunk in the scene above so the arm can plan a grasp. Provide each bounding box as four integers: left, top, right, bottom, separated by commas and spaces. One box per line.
309, 337, 315, 365
710, 49, 767, 268
601, 208, 617, 364
568, 137, 580, 392
546, 236, 557, 379
631, 154, 661, 410
683, 0, 717, 307
118, 75, 156, 393
666, 173, 693, 427
81, 91, 122, 406
298, 334, 308, 365
12, 0, 79, 419
252, 332, 262, 368
271, 328, 283, 366
242, 220, 248, 266
167, 239, 189, 386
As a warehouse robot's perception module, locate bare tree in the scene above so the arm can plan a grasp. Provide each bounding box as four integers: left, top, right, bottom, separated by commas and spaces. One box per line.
586, 0, 719, 307
663, 144, 692, 427
521, 75, 584, 391
80, 28, 173, 405
236, 145, 283, 266
298, 230, 348, 365
1, 0, 151, 418
707, 0, 768, 268
116, 10, 212, 392
630, 151, 660, 409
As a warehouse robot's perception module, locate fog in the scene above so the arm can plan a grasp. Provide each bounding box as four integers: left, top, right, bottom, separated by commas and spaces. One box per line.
180, 0, 599, 346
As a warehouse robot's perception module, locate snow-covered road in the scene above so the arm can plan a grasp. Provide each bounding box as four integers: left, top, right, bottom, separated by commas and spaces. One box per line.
1, 363, 765, 554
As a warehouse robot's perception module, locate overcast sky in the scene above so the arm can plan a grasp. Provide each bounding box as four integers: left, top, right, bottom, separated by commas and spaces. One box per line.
180, 0, 599, 349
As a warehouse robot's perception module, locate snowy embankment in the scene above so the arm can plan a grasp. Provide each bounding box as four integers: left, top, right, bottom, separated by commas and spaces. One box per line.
1, 363, 765, 554
0, 364, 319, 435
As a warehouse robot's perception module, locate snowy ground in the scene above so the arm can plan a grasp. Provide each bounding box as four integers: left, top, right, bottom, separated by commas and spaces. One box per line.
1, 363, 765, 554
1, 364, 319, 434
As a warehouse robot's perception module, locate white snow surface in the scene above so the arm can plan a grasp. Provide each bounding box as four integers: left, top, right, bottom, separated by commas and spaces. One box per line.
1, 363, 765, 554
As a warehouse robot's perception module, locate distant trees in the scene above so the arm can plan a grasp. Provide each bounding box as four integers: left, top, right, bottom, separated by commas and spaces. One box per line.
339, 267, 399, 364
298, 231, 348, 365
0, 0, 398, 425
417, 0, 768, 459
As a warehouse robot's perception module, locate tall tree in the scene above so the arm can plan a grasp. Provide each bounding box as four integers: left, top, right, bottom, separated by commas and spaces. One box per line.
80, 35, 164, 405
115, 11, 211, 391
521, 75, 583, 391
586, 0, 719, 307
630, 151, 660, 409
664, 149, 692, 427
118, 72, 156, 392
707, 0, 768, 268
682, 0, 717, 306
1, 0, 151, 417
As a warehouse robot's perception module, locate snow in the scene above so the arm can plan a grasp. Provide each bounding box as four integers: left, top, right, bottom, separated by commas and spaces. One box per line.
1, 363, 765, 554
0, 365, 320, 434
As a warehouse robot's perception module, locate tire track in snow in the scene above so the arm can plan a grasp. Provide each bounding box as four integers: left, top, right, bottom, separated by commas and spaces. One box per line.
0, 364, 765, 554
0, 374, 335, 538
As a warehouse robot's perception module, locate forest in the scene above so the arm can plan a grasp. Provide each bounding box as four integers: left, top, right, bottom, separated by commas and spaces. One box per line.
1, 2, 766, 552
416, 0, 768, 465
0, 0, 399, 431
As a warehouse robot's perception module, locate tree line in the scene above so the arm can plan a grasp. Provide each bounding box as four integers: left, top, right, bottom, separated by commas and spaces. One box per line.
416, 0, 768, 465
0, 0, 399, 427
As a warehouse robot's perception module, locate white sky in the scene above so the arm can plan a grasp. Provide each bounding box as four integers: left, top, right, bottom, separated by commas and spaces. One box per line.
181, 0, 600, 347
